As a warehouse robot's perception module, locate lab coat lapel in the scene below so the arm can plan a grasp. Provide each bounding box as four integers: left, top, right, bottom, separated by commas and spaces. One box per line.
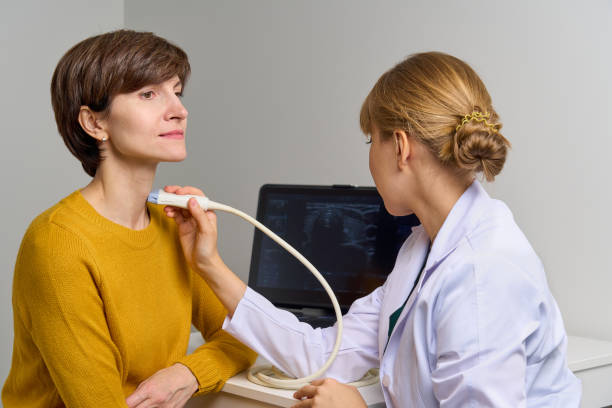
381, 228, 430, 355
384, 181, 491, 350
420, 180, 490, 287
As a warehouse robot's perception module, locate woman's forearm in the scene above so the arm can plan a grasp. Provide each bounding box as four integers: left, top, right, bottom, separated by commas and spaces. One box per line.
196, 255, 246, 317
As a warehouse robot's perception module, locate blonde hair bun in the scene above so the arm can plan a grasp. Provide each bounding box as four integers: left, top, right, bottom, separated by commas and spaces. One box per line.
444, 116, 510, 181
360, 52, 511, 182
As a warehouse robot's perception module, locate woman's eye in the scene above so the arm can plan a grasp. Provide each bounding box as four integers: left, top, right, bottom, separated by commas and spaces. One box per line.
365, 135, 372, 144
175, 91, 184, 98
141, 91, 155, 99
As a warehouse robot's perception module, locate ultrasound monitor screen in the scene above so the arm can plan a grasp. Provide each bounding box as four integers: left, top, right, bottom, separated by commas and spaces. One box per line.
248, 185, 420, 311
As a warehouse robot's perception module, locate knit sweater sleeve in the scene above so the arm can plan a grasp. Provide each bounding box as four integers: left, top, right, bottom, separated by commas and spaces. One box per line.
12, 223, 129, 407
177, 271, 257, 394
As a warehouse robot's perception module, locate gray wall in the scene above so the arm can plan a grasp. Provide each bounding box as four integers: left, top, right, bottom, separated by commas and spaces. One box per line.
0, 0, 123, 391
125, 0, 612, 341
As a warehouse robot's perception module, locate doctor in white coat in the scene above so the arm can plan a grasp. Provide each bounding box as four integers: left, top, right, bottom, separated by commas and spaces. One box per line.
164, 52, 581, 407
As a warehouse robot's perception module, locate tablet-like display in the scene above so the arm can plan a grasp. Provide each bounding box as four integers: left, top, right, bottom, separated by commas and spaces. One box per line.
248, 184, 420, 311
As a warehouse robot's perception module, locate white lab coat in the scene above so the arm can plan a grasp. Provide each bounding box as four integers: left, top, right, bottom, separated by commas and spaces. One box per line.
223, 181, 581, 407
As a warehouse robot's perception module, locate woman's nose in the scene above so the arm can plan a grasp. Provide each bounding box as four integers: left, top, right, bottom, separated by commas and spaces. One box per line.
167, 96, 188, 121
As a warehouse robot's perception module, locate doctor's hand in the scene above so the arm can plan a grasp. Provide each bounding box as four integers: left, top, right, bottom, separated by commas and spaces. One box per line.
162, 185, 221, 271
163, 185, 247, 316
292, 378, 367, 408
125, 363, 198, 408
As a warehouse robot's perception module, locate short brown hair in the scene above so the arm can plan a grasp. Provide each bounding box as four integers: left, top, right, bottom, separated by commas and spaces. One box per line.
360, 52, 510, 181
51, 29, 191, 177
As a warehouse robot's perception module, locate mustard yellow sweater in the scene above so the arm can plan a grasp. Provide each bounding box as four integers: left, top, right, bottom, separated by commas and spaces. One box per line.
2, 191, 256, 407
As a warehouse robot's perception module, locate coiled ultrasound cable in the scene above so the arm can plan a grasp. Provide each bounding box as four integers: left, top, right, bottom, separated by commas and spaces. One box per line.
148, 189, 378, 390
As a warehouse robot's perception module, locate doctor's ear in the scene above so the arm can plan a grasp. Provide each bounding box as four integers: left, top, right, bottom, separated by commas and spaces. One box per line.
393, 129, 411, 168
78, 106, 108, 142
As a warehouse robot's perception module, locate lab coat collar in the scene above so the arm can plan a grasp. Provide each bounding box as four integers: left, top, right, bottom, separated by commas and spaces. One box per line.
421, 180, 490, 284
385, 180, 489, 347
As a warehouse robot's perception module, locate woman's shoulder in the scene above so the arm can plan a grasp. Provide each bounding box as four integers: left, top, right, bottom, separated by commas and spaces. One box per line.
433, 229, 548, 316
459, 194, 538, 267
14, 193, 99, 295
22, 191, 84, 241
16, 191, 99, 273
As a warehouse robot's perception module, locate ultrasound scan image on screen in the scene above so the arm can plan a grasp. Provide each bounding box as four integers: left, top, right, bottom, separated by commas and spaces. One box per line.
248, 186, 420, 310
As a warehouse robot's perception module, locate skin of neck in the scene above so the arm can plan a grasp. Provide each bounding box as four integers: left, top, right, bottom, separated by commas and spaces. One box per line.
390, 131, 473, 243
80, 153, 157, 230
411, 164, 473, 243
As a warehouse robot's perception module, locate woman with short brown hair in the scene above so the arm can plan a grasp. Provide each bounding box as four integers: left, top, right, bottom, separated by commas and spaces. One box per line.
2, 29, 256, 408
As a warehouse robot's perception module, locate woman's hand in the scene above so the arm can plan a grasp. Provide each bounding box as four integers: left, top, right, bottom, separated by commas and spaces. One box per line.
291, 378, 367, 408
162, 185, 247, 315
125, 363, 198, 408
162, 185, 220, 271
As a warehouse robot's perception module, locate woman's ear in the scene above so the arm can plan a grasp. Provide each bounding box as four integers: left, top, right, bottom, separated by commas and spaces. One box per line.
78, 106, 108, 141
393, 129, 411, 169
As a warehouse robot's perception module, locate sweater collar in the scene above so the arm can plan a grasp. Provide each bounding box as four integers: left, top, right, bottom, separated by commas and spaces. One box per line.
64, 190, 160, 249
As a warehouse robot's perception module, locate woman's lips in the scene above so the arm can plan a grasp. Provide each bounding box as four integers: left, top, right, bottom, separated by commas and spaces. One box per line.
159, 130, 184, 139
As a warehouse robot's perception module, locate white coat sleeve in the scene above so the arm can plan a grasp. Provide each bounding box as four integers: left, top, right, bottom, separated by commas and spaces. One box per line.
222, 285, 383, 382
430, 257, 541, 408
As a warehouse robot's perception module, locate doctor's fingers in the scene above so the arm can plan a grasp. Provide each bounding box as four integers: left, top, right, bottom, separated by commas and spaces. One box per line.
293, 384, 319, 401
294, 378, 336, 400
165, 185, 206, 197
165, 203, 198, 228
169, 207, 192, 227
167, 200, 215, 238
162, 185, 207, 218
293, 379, 366, 408
163, 185, 204, 197
163, 185, 182, 194
187, 198, 218, 235
291, 397, 316, 408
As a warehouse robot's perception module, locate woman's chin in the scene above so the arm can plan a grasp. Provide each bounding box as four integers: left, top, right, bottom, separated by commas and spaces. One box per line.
384, 203, 414, 217
160, 150, 187, 162
163, 156, 187, 163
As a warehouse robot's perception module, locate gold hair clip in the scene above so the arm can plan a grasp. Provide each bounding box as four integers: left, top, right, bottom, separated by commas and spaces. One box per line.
456, 111, 498, 132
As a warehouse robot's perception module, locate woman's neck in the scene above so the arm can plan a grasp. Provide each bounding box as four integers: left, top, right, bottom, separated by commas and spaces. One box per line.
412, 171, 473, 244
80, 160, 157, 230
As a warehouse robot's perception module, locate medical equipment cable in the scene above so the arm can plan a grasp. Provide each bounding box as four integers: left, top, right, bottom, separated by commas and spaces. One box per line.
148, 190, 379, 389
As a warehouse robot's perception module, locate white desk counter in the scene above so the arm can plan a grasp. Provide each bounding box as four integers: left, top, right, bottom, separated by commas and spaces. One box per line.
185, 333, 612, 408
186, 362, 385, 408
567, 336, 612, 408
